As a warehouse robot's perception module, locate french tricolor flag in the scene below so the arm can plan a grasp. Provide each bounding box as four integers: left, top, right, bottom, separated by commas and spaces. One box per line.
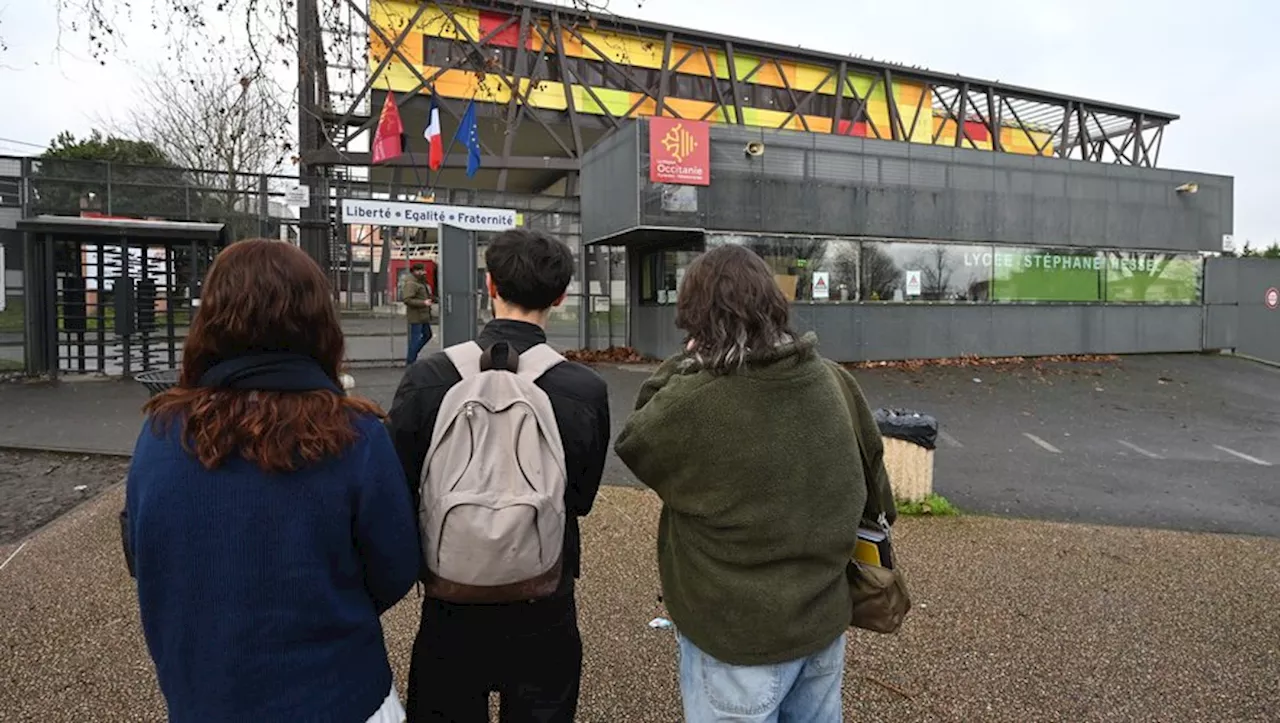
424, 96, 443, 171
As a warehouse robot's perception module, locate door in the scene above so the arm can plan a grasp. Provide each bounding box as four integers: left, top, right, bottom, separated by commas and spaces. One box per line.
439, 223, 478, 346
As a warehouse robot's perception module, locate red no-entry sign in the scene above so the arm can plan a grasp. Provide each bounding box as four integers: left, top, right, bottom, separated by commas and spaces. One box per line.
1266, 287, 1280, 310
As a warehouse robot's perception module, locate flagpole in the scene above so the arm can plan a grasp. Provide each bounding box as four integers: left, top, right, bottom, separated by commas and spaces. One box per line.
426, 133, 463, 196
426, 93, 477, 195
406, 145, 428, 199
391, 79, 427, 198
373, 77, 424, 202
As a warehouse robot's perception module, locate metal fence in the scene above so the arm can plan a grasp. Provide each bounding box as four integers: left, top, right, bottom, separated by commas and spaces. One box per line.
44, 237, 218, 376
17, 215, 226, 377
18, 157, 301, 239
0, 155, 628, 371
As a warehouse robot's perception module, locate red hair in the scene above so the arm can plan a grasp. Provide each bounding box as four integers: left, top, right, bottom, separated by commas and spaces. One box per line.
145, 239, 381, 472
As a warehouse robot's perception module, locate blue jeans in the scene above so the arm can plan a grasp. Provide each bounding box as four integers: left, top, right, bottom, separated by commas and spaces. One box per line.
406, 322, 432, 365
678, 633, 845, 723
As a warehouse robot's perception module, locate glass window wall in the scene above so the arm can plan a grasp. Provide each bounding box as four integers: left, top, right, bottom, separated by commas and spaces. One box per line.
639, 235, 1204, 306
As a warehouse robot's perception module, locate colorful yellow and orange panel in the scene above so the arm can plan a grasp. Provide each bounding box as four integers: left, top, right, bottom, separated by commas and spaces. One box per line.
369, 0, 1052, 156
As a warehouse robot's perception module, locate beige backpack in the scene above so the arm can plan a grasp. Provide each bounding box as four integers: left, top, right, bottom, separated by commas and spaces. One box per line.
419, 341, 567, 602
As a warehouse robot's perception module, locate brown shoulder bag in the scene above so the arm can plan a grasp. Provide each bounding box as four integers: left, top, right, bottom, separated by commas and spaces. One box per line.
830, 366, 912, 634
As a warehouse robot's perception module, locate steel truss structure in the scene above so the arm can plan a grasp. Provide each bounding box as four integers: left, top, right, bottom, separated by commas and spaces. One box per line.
295, 0, 1179, 264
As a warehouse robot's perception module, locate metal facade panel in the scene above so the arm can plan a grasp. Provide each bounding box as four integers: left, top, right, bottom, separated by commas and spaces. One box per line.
1233, 259, 1280, 364
580, 123, 642, 243
1204, 305, 1238, 350
608, 125, 1234, 252
633, 303, 1208, 362
1204, 258, 1241, 305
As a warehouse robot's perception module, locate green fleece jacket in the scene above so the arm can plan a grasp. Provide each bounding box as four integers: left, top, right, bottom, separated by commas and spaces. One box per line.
615, 334, 894, 666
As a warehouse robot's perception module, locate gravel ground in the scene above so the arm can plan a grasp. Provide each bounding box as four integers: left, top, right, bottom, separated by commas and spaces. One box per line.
0, 450, 130, 544
2, 484, 1278, 722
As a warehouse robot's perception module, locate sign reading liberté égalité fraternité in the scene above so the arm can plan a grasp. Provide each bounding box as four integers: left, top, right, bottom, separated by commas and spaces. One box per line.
341, 199, 517, 232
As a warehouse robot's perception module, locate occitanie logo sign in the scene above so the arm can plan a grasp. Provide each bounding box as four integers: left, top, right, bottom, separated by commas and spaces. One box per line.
649, 117, 710, 186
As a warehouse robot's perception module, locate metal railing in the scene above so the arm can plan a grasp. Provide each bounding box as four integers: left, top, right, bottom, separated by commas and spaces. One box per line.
36, 235, 219, 377
1, 155, 627, 357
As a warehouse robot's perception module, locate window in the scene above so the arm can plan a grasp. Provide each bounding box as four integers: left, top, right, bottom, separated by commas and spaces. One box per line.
424, 37, 461, 68
807, 92, 836, 119
1103, 251, 1202, 304
802, 239, 859, 301
601, 62, 637, 92
990, 247, 1103, 303
706, 234, 859, 302
670, 72, 715, 102
752, 85, 795, 113
495, 47, 517, 74
642, 237, 1202, 307
560, 57, 584, 84
339, 272, 367, 294
861, 241, 991, 302
582, 59, 606, 87
639, 245, 701, 305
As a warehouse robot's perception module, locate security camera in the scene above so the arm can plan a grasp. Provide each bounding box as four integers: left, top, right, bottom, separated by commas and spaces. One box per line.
1175, 182, 1198, 194
745, 141, 765, 157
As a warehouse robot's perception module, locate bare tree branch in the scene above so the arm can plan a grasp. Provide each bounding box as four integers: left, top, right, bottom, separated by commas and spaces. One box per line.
107, 63, 288, 213
51, 0, 635, 174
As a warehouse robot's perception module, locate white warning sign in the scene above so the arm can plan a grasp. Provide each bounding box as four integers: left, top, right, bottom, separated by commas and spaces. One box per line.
812, 271, 830, 300
905, 269, 923, 297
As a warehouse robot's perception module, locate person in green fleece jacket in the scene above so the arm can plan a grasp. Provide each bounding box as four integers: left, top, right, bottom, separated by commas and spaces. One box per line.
615, 243, 894, 723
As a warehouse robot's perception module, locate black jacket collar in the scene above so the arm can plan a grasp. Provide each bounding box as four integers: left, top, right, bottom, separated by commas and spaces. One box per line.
477, 318, 548, 353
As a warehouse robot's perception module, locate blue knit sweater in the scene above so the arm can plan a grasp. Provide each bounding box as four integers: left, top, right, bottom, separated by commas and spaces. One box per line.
125, 413, 421, 723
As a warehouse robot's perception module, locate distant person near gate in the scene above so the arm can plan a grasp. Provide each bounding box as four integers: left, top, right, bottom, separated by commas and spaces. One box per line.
402, 263, 434, 366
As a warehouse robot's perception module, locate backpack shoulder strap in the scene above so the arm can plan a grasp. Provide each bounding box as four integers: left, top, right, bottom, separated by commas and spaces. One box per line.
444, 341, 485, 380
826, 362, 892, 534
515, 343, 565, 384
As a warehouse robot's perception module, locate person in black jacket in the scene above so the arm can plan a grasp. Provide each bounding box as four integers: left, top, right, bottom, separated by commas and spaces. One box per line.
388, 228, 611, 723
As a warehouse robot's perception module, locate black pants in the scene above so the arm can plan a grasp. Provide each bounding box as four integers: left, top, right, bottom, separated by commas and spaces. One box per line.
405, 593, 582, 723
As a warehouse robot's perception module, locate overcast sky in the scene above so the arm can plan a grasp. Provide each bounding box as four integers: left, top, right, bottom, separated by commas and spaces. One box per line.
0, 0, 1275, 245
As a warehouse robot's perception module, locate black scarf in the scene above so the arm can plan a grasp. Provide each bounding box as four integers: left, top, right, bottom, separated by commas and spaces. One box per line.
198, 353, 343, 394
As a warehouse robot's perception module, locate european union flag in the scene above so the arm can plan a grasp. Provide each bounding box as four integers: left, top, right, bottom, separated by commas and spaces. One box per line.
456, 100, 481, 178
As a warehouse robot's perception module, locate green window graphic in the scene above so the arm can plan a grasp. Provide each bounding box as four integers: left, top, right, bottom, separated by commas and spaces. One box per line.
991, 249, 1104, 302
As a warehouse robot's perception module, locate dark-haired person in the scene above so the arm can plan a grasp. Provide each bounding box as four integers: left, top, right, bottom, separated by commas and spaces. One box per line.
389, 228, 611, 722
402, 263, 434, 366
125, 239, 421, 723
615, 244, 894, 722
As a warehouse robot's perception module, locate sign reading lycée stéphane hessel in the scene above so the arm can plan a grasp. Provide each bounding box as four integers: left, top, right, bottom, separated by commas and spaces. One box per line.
341, 199, 518, 232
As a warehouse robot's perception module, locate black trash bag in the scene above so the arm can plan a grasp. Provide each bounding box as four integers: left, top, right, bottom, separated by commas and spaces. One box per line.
873, 408, 939, 450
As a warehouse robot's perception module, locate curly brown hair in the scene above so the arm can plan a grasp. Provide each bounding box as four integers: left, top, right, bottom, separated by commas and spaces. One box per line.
144, 239, 381, 472
675, 244, 795, 372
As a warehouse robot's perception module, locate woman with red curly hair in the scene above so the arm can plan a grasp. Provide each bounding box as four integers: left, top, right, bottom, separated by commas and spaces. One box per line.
124, 239, 420, 723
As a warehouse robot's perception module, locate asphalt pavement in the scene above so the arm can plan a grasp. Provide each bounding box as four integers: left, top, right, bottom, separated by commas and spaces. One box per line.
1, 353, 1276, 537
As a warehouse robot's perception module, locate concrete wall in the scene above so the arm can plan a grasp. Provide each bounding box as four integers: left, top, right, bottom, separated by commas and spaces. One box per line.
1204, 258, 1280, 364
585, 121, 1233, 253
632, 302, 1206, 362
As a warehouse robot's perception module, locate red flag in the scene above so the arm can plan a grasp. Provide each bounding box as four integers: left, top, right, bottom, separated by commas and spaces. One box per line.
372, 94, 404, 164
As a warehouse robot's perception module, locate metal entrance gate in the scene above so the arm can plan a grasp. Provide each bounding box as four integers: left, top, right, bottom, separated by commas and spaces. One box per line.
438, 224, 479, 346
1205, 257, 1280, 365
17, 216, 226, 377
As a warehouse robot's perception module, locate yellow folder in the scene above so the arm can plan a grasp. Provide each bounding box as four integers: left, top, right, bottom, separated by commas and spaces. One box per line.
853, 527, 894, 569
